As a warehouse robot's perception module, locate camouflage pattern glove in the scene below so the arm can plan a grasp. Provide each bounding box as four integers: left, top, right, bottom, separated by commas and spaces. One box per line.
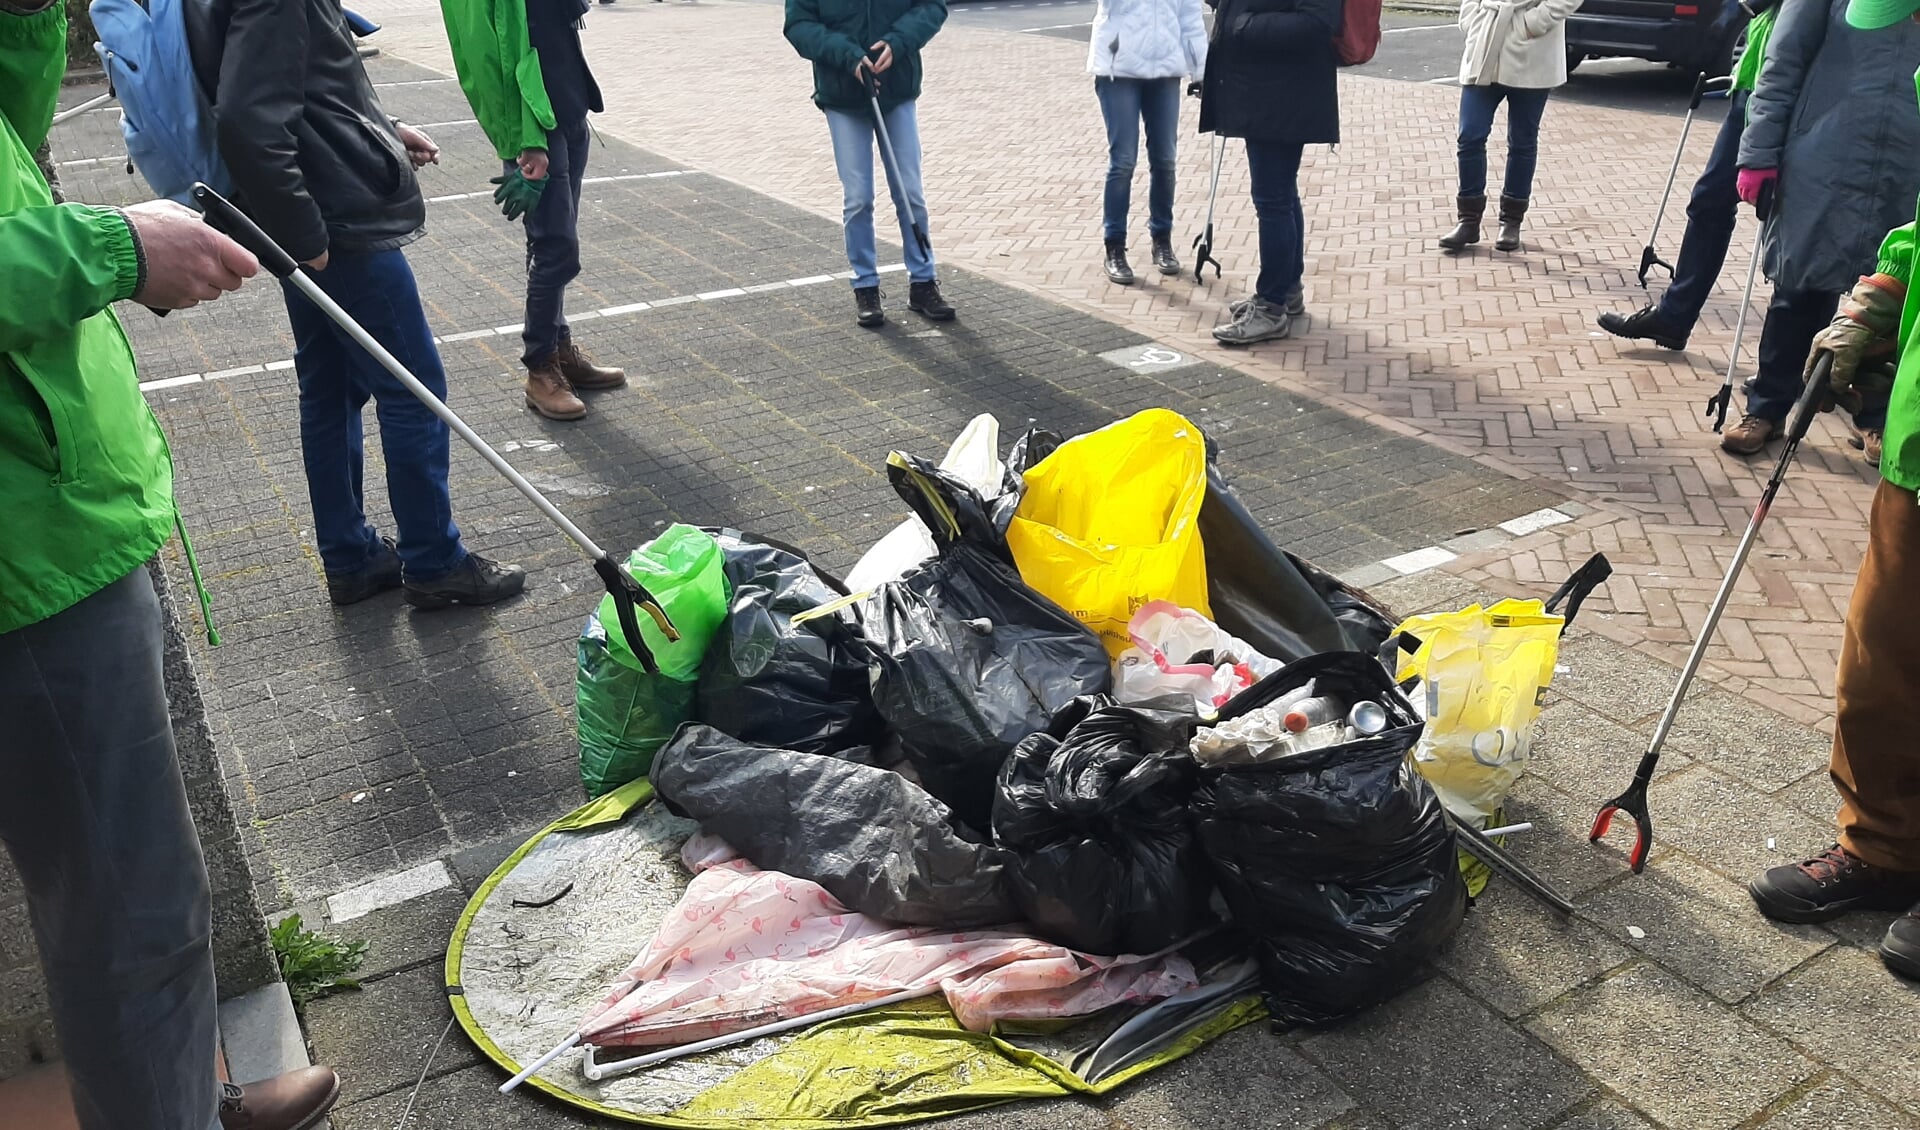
1808, 274, 1906, 401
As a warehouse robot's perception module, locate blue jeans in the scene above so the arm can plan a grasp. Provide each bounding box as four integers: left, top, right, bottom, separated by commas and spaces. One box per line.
281, 249, 467, 579
1457, 83, 1552, 200
515, 116, 590, 367
1658, 91, 1747, 331
1747, 287, 1889, 430
1246, 139, 1305, 306
1095, 76, 1181, 243
825, 101, 937, 289
0, 568, 220, 1130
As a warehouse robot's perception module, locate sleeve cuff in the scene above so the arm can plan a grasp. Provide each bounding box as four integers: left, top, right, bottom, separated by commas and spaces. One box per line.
98, 206, 146, 301
1875, 262, 1911, 289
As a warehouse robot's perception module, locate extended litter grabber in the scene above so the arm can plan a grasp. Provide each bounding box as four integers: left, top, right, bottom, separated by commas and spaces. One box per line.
1638, 72, 1734, 288
1593, 355, 1833, 872
867, 69, 931, 259
1192, 134, 1225, 283
190, 184, 679, 671
1707, 178, 1776, 432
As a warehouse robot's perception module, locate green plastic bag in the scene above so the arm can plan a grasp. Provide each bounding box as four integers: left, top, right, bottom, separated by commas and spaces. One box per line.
576, 525, 729, 797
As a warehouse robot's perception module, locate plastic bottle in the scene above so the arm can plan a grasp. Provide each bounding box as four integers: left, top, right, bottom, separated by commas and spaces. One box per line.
1282, 696, 1342, 733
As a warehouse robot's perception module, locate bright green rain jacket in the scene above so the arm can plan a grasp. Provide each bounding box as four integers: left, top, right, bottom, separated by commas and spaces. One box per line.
1869, 90, 1920, 495
441, 0, 557, 161
0, 4, 175, 636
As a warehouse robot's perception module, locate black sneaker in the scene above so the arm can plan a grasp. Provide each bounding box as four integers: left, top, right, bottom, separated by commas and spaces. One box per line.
908, 280, 956, 322
404, 553, 527, 610
1597, 304, 1690, 351
326, 537, 402, 606
1150, 234, 1180, 276
1749, 845, 1920, 924
1883, 905, 1920, 981
1104, 239, 1135, 286
854, 285, 885, 328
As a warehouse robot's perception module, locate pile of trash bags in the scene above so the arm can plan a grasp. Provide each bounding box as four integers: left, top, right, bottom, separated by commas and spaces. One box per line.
575, 409, 1601, 1029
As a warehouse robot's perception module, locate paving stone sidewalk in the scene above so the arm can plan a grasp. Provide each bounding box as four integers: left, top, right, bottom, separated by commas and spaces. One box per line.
41, 30, 1918, 1130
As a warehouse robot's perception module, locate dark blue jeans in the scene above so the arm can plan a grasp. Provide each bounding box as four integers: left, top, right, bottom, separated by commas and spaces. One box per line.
1246, 139, 1305, 306
1095, 76, 1181, 243
281, 249, 467, 580
1658, 91, 1747, 331
1747, 286, 1889, 430
516, 116, 591, 367
1457, 83, 1552, 200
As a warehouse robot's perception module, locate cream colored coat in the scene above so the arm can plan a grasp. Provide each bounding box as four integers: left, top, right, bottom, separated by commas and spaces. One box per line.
1457, 0, 1584, 89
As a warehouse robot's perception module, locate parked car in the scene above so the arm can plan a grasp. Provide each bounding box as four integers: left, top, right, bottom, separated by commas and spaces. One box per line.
1565, 0, 1748, 76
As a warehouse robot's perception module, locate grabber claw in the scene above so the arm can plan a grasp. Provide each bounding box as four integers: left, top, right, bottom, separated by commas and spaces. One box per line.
592, 554, 679, 676
1590, 777, 1654, 873
1636, 245, 1673, 289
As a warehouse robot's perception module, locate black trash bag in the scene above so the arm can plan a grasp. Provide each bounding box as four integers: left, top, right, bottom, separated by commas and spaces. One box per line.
651, 724, 1020, 928
992, 696, 1213, 955
1190, 652, 1467, 1027
695, 530, 883, 759
1198, 465, 1394, 663
861, 452, 1113, 831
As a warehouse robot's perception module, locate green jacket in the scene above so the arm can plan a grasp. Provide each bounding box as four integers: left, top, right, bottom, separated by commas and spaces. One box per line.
1733, 8, 1776, 92
784, 0, 948, 114
1, 4, 175, 636
1872, 218, 1920, 493
442, 0, 557, 161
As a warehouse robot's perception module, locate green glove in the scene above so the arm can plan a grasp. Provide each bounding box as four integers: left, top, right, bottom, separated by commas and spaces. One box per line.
489, 169, 546, 222
1807, 273, 1905, 400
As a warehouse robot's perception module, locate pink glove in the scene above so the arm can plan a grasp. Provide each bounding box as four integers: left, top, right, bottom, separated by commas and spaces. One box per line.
1736, 167, 1778, 207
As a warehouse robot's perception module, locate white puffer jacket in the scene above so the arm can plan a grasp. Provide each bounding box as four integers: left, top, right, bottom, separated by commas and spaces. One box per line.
1457, 0, 1584, 89
1088, 0, 1208, 81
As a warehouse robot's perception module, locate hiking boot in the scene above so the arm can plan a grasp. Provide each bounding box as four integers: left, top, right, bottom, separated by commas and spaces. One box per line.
1150, 233, 1181, 276
554, 339, 626, 390
1883, 905, 1920, 981
218, 1066, 340, 1130
908, 279, 956, 322
854, 285, 885, 328
1104, 239, 1135, 286
325, 536, 401, 606
525, 360, 586, 421
1597, 303, 1689, 351
404, 553, 527, 610
1864, 428, 1884, 467
1749, 845, 1920, 924
1230, 283, 1306, 323
1212, 297, 1292, 346
1438, 194, 1486, 251
1720, 413, 1778, 456
1494, 194, 1528, 252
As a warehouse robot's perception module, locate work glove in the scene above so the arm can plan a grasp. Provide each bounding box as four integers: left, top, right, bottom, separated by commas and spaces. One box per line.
1736, 167, 1777, 209
1807, 273, 1906, 411
490, 168, 546, 222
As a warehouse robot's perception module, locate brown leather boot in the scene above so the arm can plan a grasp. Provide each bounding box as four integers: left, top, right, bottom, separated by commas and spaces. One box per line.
1494, 194, 1528, 252
525, 359, 587, 421
554, 339, 627, 390
1438, 194, 1486, 252
218, 1067, 340, 1130
1720, 413, 1777, 456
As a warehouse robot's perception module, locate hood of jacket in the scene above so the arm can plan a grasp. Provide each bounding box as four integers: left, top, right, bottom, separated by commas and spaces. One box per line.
1088, 0, 1209, 80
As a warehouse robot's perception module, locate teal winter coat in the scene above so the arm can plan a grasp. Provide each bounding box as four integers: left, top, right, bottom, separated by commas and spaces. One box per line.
784, 0, 948, 114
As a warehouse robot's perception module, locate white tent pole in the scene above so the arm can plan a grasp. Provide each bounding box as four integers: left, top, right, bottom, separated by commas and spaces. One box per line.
498, 1031, 582, 1094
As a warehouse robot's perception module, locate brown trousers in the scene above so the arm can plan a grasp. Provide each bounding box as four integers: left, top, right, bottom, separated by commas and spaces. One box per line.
1834, 479, 1920, 871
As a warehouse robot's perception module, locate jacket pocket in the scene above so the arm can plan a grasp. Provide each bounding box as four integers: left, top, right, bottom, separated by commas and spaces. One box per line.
3, 358, 75, 484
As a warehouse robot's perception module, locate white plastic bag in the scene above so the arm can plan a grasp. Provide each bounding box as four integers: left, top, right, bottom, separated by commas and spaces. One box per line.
844, 414, 1005, 593
1113, 601, 1280, 713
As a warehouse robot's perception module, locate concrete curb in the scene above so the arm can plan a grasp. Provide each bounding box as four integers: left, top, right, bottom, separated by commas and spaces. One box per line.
219, 983, 331, 1129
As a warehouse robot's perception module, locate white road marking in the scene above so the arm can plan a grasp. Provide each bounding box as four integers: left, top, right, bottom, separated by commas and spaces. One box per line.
326, 861, 454, 924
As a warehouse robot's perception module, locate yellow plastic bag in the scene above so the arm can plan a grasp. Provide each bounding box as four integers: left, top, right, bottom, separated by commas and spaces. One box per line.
1393, 599, 1565, 829
1006, 410, 1211, 656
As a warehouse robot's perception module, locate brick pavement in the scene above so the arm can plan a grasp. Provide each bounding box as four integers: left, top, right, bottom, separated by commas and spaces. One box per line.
360, 0, 1876, 732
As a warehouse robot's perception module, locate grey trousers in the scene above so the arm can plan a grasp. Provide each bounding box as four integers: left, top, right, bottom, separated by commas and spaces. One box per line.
0, 568, 219, 1130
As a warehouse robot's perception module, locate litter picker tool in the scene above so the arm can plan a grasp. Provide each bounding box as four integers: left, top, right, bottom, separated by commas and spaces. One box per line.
1448, 811, 1574, 914
1706, 178, 1775, 432
1593, 355, 1833, 872
189, 183, 679, 672
1638, 72, 1732, 288
1192, 135, 1225, 283
866, 68, 930, 258
50, 91, 114, 129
